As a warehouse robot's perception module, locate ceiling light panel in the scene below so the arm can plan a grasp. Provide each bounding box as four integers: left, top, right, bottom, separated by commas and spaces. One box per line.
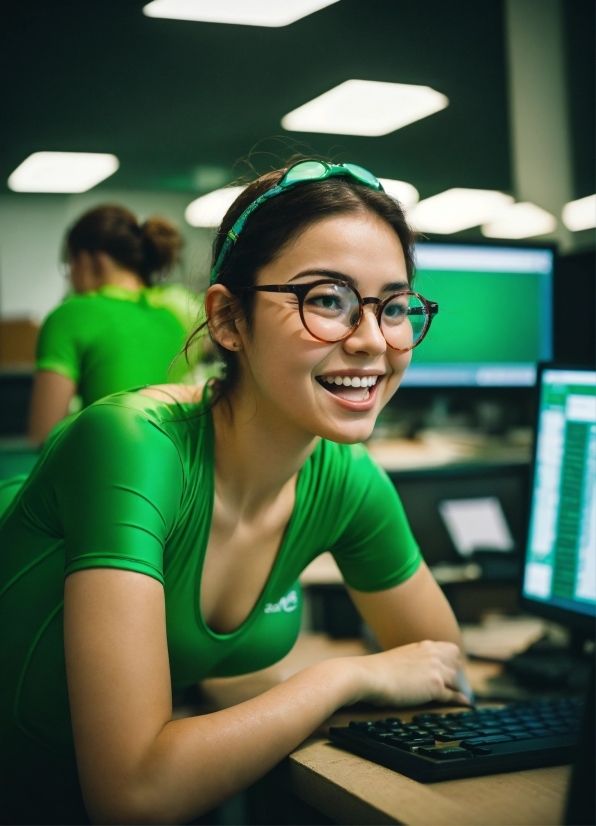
562, 194, 596, 232
482, 202, 557, 239
185, 186, 246, 227
143, 0, 340, 27
8, 152, 119, 193
378, 179, 419, 209
282, 80, 448, 137
410, 188, 513, 234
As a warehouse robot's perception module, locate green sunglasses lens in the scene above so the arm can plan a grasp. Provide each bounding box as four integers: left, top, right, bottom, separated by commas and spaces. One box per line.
342, 163, 380, 187
283, 160, 328, 185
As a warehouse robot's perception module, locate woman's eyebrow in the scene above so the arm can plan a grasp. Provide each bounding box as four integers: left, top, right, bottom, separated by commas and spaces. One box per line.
288, 269, 409, 292
288, 269, 356, 285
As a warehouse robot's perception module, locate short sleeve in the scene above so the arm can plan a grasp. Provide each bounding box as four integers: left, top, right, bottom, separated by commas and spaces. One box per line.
49, 402, 184, 585
328, 445, 422, 592
36, 302, 81, 383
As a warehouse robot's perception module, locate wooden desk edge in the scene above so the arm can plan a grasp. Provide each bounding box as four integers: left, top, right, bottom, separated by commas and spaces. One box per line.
288, 739, 570, 826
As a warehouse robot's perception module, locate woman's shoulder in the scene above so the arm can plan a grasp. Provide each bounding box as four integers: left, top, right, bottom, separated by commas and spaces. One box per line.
137, 383, 205, 405
46, 386, 207, 469
40, 293, 96, 327
145, 285, 203, 329
59, 385, 205, 436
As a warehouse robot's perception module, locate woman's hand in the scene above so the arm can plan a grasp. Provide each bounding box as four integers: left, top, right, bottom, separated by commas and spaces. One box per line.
348, 639, 471, 708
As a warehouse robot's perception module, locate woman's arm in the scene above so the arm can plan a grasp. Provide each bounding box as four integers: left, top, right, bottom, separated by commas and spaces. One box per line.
347, 563, 473, 700
28, 369, 76, 443
347, 561, 463, 651
65, 568, 468, 825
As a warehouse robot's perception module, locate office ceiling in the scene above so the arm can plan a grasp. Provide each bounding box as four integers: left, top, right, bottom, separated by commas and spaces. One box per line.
0, 0, 592, 199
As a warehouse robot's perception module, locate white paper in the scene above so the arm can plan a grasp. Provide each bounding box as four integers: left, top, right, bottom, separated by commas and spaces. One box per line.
439, 496, 515, 557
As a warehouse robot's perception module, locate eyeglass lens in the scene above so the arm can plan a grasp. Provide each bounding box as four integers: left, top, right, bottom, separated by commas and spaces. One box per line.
301, 282, 429, 351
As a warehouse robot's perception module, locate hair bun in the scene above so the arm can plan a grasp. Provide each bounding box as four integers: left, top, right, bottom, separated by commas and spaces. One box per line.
140, 216, 182, 278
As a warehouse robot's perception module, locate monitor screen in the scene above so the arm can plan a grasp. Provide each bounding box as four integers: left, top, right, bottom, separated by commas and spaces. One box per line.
404, 243, 554, 387
522, 367, 596, 626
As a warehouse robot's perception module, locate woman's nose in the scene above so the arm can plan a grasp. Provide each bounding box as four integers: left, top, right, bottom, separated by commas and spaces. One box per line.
342, 305, 386, 356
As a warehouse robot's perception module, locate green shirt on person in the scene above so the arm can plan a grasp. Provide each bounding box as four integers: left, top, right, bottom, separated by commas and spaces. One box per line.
0, 390, 421, 823
36, 284, 204, 407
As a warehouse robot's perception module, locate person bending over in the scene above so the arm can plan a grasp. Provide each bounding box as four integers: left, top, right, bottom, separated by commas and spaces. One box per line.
28, 204, 203, 443
0, 161, 468, 825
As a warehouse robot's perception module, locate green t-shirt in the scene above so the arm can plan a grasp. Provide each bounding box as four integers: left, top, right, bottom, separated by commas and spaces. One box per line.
36, 284, 204, 407
0, 391, 420, 821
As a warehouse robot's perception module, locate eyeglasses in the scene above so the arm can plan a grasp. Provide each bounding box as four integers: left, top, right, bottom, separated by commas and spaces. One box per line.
231, 279, 439, 352
210, 160, 384, 285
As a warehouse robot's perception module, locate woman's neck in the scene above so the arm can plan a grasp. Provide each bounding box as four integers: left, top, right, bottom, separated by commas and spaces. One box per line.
211, 383, 320, 520
99, 267, 145, 292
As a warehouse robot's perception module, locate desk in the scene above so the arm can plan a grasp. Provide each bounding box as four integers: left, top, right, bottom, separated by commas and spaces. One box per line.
365, 432, 531, 472
289, 717, 569, 826
198, 636, 570, 826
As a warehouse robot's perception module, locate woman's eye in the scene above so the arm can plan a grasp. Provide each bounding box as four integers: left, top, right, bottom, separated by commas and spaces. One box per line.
307, 295, 342, 310
383, 303, 406, 320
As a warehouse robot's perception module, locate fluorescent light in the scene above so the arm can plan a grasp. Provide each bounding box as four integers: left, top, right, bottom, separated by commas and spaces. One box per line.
8, 152, 119, 193
410, 189, 513, 234
282, 80, 448, 137
185, 186, 246, 227
482, 202, 557, 239
143, 0, 340, 26
562, 194, 596, 231
378, 179, 419, 209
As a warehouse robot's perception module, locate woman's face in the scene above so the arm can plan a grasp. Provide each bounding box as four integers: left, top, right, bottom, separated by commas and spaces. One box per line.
229, 212, 412, 445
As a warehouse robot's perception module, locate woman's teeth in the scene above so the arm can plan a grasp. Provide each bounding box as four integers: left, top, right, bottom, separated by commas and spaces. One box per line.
318, 375, 380, 402
320, 375, 379, 387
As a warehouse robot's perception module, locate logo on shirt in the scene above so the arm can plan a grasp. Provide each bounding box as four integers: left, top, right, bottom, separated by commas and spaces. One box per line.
264, 590, 298, 614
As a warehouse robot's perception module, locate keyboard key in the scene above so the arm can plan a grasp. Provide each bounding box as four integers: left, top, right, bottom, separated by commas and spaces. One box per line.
349, 721, 374, 731
369, 731, 399, 741
392, 737, 435, 752
417, 746, 472, 760
434, 731, 460, 741
460, 735, 513, 747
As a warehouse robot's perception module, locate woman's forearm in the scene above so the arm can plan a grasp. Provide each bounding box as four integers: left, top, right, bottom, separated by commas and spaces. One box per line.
88, 657, 361, 825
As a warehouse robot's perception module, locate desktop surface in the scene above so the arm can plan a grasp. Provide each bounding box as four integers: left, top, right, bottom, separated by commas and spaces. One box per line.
290, 742, 569, 826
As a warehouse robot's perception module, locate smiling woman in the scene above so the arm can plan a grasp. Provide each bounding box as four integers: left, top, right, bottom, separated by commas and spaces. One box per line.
0, 160, 465, 825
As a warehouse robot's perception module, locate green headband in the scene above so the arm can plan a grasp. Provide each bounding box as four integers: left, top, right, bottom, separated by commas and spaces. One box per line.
210, 160, 384, 286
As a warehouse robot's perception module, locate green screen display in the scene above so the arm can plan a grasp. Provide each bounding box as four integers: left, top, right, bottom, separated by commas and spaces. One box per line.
404, 244, 553, 386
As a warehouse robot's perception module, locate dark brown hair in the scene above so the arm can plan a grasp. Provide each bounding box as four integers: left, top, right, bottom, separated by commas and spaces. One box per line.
189, 163, 416, 398
66, 205, 182, 286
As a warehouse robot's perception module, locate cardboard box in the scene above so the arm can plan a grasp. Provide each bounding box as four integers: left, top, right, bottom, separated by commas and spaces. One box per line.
0, 319, 39, 367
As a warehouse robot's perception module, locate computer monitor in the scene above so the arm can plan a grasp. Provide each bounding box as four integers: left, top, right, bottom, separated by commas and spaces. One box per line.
405, 243, 554, 387
391, 464, 529, 570
521, 365, 596, 635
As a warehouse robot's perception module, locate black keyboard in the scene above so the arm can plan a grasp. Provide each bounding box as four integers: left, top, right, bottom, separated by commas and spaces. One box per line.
329, 698, 582, 782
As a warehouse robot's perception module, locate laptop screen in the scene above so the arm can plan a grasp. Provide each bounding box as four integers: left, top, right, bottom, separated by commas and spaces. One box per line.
523, 368, 596, 620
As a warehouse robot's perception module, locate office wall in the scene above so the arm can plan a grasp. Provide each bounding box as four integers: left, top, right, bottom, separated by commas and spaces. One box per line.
0, 191, 213, 322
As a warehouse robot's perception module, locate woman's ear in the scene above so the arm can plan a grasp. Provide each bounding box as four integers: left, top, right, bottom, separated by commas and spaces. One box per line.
205, 285, 243, 352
